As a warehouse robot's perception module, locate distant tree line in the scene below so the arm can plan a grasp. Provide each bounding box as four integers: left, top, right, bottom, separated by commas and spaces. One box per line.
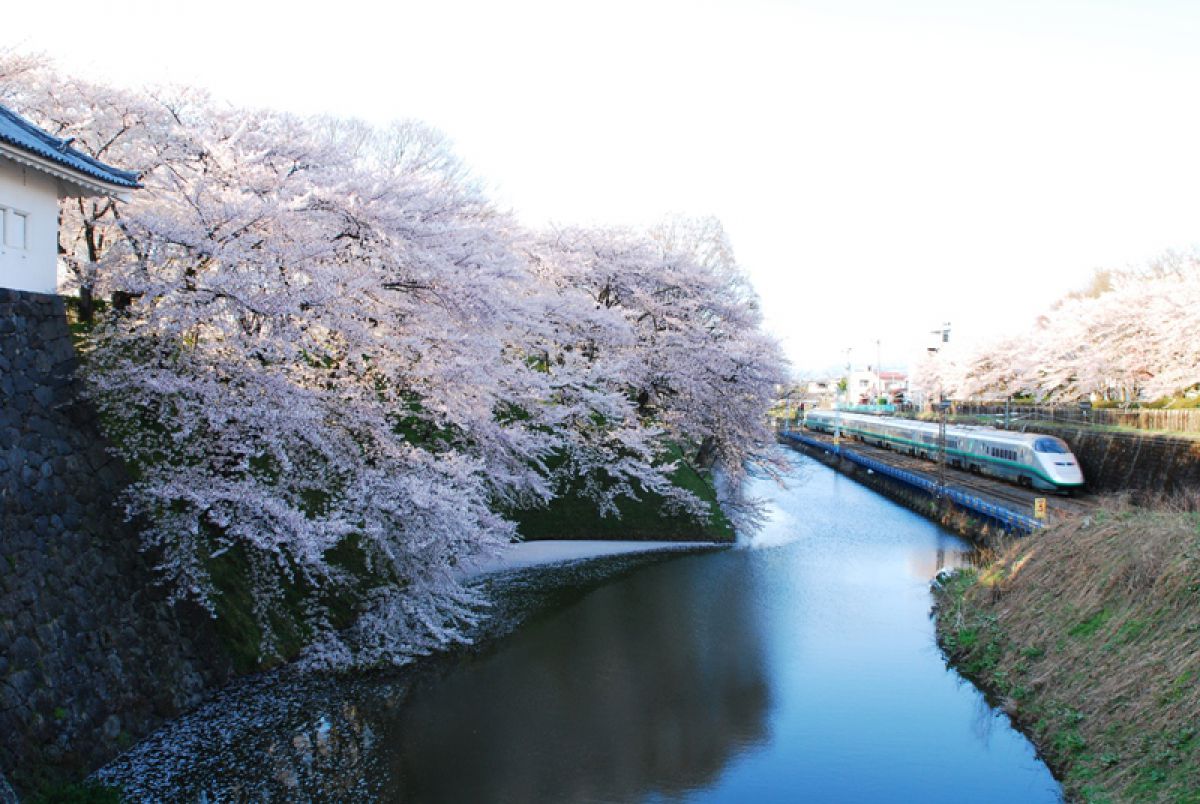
915, 253, 1200, 405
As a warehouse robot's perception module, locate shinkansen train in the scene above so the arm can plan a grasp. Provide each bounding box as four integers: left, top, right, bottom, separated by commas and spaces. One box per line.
803, 410, 1085, 492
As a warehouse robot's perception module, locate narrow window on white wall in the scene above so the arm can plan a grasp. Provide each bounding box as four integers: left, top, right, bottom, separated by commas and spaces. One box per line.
6, 210, 27, 249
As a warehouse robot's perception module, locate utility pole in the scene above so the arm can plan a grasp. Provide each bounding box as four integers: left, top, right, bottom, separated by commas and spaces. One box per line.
925, 322, 951, 415
936, 398, 950, 504
875, 338, 882, 405
835, 347, 851, 446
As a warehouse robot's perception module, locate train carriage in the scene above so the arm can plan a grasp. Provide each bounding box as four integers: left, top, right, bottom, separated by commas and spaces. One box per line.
801, 410, 1085, 492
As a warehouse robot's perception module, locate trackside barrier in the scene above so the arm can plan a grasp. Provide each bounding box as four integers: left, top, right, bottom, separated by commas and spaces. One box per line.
780, 429, 1045, 534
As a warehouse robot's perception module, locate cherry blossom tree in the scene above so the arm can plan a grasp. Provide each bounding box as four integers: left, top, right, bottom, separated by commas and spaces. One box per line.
528, 221, 788, 529
955, 255, 1200, 404
3, 55, 788, 666
81, 98, 561, 664
0, 48, 43, 86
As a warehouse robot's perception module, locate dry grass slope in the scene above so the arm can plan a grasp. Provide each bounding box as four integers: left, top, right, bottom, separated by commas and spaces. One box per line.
935, 497, 1200, 803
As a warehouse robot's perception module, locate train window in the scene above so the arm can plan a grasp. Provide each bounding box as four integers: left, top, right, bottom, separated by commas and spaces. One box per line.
1034, 438, 1069, 453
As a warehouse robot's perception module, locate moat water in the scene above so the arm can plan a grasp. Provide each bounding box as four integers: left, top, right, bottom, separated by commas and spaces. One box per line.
98, 449, 1059, 802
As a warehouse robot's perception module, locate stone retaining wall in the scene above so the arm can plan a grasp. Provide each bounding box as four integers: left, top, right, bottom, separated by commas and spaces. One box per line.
0, 289, 231, 795
1036, 424, 1200, 495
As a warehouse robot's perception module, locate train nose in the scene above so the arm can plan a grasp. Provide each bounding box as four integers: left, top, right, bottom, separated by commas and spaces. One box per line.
1051, 459, 1085, 485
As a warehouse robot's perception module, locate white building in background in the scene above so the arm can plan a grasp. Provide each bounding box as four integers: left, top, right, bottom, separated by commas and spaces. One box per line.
845, 367, 909, 405
0, 104, 139, 295
805, 378, 833, 397
878, 370, 909, 403
848, 368, 877, 404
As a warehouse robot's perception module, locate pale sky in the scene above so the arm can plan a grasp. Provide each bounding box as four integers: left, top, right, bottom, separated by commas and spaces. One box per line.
6, 0, 1200, 375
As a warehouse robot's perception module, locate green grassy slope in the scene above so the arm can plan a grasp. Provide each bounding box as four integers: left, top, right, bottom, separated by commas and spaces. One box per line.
935, 501, 1200, 802
511, 447, 735, 543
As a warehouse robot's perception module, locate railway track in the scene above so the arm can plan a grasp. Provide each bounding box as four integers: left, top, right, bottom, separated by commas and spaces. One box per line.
794, 430, 1098, 521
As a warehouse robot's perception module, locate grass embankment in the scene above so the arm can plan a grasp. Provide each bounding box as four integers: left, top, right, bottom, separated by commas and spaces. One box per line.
510, 445, 735, 542
935, 500, 1200, 802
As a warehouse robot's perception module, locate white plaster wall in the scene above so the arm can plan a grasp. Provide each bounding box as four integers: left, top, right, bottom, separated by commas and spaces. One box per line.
0, 158, 60, 294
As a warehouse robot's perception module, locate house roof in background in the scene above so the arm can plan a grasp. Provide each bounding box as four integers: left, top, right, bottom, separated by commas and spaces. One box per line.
0, 103, 141, 191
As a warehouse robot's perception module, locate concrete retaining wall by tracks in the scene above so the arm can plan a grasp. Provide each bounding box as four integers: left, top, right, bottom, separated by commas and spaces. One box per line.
0, 289, 232, 795
1034, 424, 1200, 495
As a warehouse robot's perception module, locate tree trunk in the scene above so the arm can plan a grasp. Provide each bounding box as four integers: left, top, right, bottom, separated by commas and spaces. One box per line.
78, 284, 95, 324
695, 436, 717, 469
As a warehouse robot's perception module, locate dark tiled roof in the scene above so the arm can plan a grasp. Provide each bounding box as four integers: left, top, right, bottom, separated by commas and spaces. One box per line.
0, 103, 141, 190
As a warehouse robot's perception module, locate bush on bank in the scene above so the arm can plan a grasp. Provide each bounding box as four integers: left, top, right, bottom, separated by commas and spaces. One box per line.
935, 499, 1200, 802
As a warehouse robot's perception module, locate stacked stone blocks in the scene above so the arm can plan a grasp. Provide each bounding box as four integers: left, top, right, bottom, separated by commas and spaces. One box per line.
0, 288, 230, 793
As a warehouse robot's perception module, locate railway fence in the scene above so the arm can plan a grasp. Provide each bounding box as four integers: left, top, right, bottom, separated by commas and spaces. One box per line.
780, 429, 1045, 534
894, 403, 1200, 435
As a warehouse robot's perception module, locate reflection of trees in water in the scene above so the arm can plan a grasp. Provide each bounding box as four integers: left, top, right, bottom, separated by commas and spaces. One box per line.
389, 553, 770, 803
906, 541, 971, 581
95, 554, 768, 802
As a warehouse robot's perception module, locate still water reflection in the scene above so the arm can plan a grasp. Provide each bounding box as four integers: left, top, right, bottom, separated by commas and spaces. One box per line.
384, 451, 1057, 802
97, 449, 1059, 802
390, 542, 770, 802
